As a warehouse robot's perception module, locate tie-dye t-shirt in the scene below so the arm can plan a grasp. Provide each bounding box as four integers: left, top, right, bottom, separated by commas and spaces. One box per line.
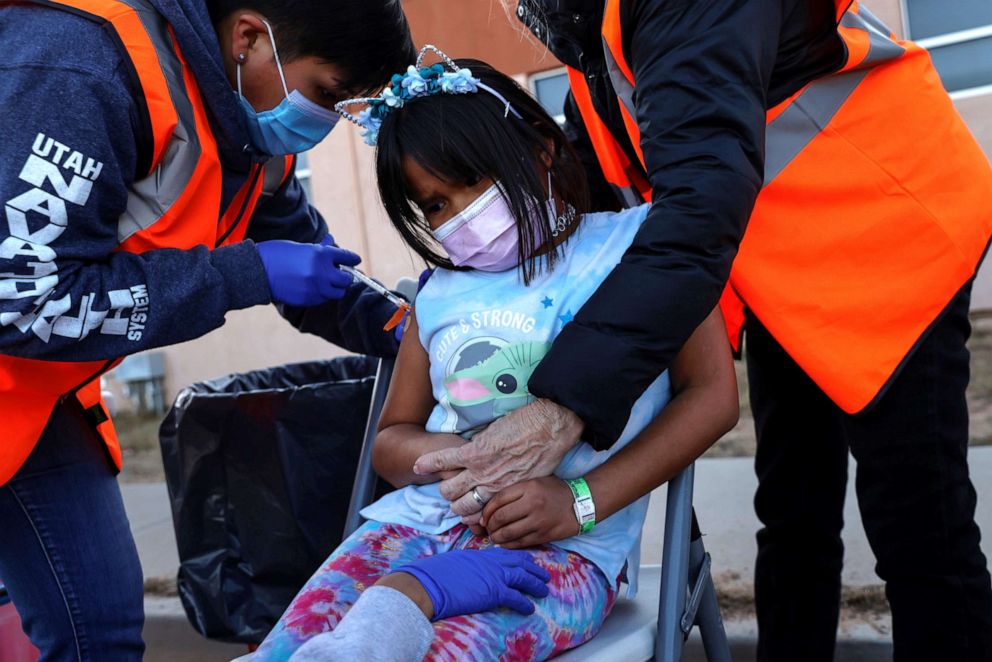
360, 203, 671, 595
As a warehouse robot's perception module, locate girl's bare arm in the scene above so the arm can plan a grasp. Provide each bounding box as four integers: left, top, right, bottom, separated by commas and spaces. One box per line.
373, 311, 467, 487
583, 307, 739, 521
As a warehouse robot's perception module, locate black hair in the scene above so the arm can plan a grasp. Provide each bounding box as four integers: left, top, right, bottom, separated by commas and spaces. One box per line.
375, 59, 590, 284
207, 0, 415, 96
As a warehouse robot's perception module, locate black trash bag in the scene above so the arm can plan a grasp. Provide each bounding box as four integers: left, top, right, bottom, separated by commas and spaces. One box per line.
159, 356, 389, 644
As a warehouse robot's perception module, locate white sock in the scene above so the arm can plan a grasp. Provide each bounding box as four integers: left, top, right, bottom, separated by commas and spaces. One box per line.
288, 585, 434, 662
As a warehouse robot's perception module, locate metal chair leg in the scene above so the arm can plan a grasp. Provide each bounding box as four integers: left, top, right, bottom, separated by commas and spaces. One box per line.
656, 465, 733, 661
688, 531, 732, 661
657, 465, 695, 662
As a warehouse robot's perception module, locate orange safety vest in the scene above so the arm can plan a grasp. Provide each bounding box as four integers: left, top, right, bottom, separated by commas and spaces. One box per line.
0, 0, 293, 485
567, 0, 992, 415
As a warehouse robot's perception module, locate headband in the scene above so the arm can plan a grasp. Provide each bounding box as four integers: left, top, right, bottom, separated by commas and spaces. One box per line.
335, 45, 522, 146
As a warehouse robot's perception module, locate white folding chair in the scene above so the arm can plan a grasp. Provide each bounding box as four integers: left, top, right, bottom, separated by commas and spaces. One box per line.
554, 473, 731, 661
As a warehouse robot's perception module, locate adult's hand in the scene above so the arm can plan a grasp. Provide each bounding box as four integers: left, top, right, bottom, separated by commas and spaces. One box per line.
413, 399, 584, 517
256, 239, 360, 307
393, 547, 551, 620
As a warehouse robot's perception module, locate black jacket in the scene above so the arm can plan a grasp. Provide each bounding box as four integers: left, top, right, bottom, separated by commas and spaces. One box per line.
518, 0, 847, 448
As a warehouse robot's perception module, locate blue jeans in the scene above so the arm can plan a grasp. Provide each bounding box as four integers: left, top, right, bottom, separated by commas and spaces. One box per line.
0, 400, 145, 661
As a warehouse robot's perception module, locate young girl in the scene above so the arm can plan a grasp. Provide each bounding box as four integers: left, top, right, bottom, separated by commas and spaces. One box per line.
254, 50, 738, 661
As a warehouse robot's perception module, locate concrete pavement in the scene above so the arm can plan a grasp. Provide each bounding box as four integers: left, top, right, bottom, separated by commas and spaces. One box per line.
124, 447, 992, 660
125, 483, 181, 581
123, 484, 246, 660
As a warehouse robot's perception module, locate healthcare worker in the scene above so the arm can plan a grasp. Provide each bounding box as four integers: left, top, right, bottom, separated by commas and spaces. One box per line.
415, 2, 992, 660
0, 0, 413, 658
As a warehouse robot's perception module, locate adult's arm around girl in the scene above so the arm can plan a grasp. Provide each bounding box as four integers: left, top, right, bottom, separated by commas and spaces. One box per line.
482, 307, 738, 547
526, 0, 781, 449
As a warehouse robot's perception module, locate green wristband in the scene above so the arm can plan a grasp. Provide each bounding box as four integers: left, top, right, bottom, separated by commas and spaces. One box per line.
566, 477, 596, 534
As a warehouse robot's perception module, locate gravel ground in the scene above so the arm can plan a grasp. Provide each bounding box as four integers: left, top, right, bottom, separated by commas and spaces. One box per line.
704, 314, 992, 458
967, 315, 992, 446
713, 571, 893, 633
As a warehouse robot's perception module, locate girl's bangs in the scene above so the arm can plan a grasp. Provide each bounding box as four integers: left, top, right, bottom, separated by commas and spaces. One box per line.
396, 97, 501, 189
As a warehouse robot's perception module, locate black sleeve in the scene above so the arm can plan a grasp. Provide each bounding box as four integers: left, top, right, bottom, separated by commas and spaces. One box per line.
247, 163, 400, 358
276, 283, 401, 358
528, 0, 782, 448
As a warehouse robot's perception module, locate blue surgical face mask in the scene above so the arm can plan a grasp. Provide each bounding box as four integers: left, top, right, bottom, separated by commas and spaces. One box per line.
236, 20, 340, 156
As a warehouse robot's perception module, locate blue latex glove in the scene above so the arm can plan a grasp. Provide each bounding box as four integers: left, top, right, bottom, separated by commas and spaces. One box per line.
256, 239, 360, 307
395, 548, 551, 621
417, 267, 434, 291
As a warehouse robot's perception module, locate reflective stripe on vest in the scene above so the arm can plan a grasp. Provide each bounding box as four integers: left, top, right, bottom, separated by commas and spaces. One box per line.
570, 0, 992, 414
112, 0, 202, 246
564, 67, 649, 207
0, 0, 293, 485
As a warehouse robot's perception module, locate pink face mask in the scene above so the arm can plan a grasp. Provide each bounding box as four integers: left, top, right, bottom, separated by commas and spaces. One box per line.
431, 183, 520, 272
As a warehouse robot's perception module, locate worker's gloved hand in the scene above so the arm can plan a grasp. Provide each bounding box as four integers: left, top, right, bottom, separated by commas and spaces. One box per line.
256, 239, 360, 307
395, 547, 551, 621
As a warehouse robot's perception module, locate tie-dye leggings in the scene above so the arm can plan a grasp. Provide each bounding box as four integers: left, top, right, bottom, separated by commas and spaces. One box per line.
254, 520, 619, 661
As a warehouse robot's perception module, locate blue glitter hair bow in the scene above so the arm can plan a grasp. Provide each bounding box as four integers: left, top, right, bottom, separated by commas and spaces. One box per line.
335, 45, 522, 146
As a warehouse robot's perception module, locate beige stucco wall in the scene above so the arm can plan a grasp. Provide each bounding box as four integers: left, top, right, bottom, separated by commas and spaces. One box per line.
141, 0, 992, 405
869, 0, 905, 37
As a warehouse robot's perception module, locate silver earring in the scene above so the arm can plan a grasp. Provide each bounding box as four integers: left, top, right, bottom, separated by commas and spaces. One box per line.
238, 53, 247, 62
547, 171, 574, 238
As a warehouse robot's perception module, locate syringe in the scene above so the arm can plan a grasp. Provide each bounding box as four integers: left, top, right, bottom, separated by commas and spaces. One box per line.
339, 265, 411, 311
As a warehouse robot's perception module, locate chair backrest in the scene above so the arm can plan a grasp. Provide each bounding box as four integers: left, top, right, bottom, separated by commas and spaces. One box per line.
342, 277, 419, 537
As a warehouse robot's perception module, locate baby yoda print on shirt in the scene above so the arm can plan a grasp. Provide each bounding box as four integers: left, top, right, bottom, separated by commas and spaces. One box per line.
442, 340, 551, 435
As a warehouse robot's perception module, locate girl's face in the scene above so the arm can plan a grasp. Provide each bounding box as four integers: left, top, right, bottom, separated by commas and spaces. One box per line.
402, 157, 494, 230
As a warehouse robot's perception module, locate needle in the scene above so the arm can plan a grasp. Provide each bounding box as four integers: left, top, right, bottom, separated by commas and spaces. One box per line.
339, 265, 410, 310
